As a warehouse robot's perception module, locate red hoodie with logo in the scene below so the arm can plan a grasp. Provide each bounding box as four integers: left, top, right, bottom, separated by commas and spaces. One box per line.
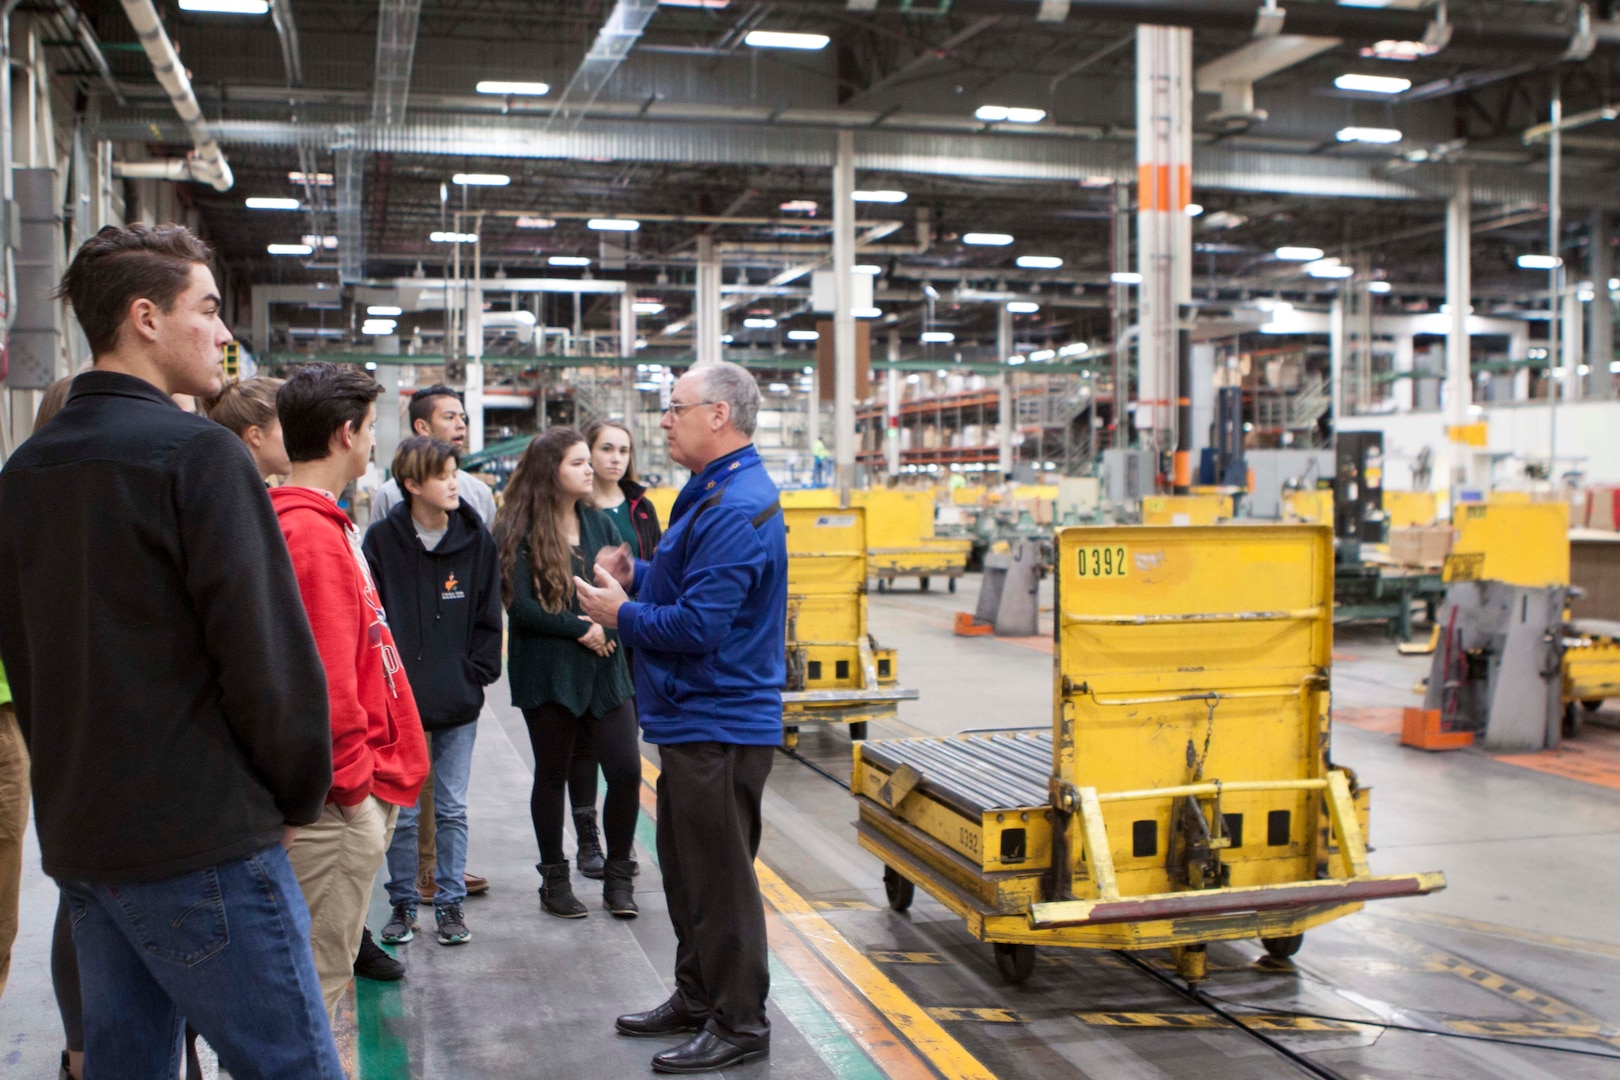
271, 486, 429, 808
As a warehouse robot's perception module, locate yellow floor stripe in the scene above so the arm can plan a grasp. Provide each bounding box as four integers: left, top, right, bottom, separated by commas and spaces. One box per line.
1375, 909, 1620, 961
641, 757, 999, 1080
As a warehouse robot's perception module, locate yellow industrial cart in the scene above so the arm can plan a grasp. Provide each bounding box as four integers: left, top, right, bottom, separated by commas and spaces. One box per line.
782, 506, 918, 746
853, 523, 1444, 983
859, 489, 972, 593
1563, 620, 1620, 737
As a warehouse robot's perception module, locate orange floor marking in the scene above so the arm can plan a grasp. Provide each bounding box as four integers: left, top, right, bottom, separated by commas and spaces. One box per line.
1333, 707, 1407, 735
1494, 725, 1620, 792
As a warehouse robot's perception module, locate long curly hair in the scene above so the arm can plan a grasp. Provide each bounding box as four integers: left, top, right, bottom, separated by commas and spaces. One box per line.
497, 427, 588, 613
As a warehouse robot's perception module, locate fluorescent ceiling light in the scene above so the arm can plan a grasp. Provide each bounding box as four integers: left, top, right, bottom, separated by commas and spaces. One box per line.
632, 302, 665, 314
1006, 301, 1040, 314
853, 265, 883, 275
430, 231, 479, 243
245, 197, 300, 210
288, 171, 333, 186
1337, 126, 1402, 144
1367, 281, 1392, 294
475, 80, 550, 96
588, 218, 641, 232
853, 307, 882, 319
780, 199, 818, 213
660, 1, 730, 9
1110, 271, 1142, 284
1362, 39, 1437, 61
963, 232, 1014, 246
1306, 261, 1355, 279
302, 234, 339, 250
266, 243, 312, 256
787, 330, 820, 341
1275, 246, 1324, 261
920, 331, 955, 344
453, 173, 510, 186
851, 190, 907, 203
1016, 255, 1063, 269
515, 216, 556, 229
179, 0, 269, 13
548, 256, 591, 266
1058, 342, 1088, 356
743, 318, 778, 329
1029, 349, 1056, 362
1334, 73, 1411, 94
367, 305, 403, 317
744, 30, 830, 50
975, 105, 1046, 124
1184, 203, 1204, 217
361, 323, 397, 336
721, 334, 734, 344
1517, 254, 1562, 269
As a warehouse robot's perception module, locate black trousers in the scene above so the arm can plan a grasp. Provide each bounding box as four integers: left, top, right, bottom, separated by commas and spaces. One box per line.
522, 700, 642, 866
656, 741, 774, 1048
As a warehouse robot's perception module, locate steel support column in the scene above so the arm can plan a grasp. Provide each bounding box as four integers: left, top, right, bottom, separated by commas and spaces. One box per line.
1590, 209, 1614, 398
1329, 294, 1346, 430
694, 233, 721, 366
1136, 25, 1193, 481
886, 329, 901, 477
620, 288, 636, 420
997, 303, 1014, 478
1446, 169, 1472, 497
832, 129, 857, 501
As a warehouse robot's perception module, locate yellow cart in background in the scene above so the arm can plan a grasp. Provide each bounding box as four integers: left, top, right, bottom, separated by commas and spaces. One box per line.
857, 489, 973, 593
782, 507, 917, 745
853, 523, 1443, 983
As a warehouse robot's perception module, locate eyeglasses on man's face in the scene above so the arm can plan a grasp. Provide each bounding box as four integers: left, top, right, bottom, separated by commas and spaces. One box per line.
663, 400, 717, 416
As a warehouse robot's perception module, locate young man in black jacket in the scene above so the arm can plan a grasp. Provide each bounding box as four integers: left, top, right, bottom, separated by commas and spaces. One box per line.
364, 437, 502, 947
0, 225, 342, 1076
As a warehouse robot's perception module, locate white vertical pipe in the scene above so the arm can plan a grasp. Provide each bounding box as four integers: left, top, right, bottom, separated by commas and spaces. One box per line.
832, 129, 857, 500
1445, 169, 1471, 498
997, 304, 1013, 478
464, 281, 484, 453
694, 234, 721, 366
885, 329, 900, 477
1562, 289, 1583, 403
1549, 85, 1562, 480
620, 288, 636, 421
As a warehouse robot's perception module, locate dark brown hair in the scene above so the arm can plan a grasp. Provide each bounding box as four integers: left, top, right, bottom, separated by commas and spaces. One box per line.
392, 436, 458, 508
276, 362, 381, 463
583, 418, 637, 486
204, 376, 284, 437
408, 384, 463, 433
495, 427, 588, 613
55, 224, 214, 356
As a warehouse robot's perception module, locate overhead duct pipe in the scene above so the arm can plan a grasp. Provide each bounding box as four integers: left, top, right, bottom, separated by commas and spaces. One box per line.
118, 0, 232, 192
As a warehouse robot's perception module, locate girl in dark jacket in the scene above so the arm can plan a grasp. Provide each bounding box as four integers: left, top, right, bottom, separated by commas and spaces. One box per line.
497, 428, 639, 919
565, 420, 663, 878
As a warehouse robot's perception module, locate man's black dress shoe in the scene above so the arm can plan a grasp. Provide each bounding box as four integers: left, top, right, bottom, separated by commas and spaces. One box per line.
651, 1030, 769, 1074
615, 998, 708, 1038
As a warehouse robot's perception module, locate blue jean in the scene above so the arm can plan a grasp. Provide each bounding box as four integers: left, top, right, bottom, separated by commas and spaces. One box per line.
386, 720, 478, 908
61, 844, 342, 1080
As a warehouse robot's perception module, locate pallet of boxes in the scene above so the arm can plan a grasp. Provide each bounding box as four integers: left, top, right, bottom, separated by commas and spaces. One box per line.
1388, 522, 1454, 571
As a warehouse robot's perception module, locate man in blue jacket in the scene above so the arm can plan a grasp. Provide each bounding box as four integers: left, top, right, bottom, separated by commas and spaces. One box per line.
577, 361, 786, 1075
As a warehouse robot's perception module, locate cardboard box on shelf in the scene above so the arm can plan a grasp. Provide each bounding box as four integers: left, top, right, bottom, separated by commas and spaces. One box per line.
1389, 525, 1454, 568
1588, 487, 1620, 532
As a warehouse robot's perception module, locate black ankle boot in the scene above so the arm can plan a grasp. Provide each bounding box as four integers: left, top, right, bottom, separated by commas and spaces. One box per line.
603, 858, 639, 918
538, 861, 587, 919
573, 807, 606, 880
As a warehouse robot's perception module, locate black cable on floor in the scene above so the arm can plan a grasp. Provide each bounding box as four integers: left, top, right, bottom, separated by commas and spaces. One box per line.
1117, 951, 1354, 1080
777, 744, 853, 792
1195, 993, 1620, 1062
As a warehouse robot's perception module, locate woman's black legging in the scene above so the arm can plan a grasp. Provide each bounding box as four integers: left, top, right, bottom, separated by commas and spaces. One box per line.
523, 698, 640, 866
567, 725, 599, 812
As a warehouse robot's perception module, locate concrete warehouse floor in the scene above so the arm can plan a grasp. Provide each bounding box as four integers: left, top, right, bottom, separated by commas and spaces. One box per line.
5, 573, 1620, 1078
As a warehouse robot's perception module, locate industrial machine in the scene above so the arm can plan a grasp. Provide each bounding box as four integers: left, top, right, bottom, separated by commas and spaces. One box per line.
1334, 432, 1386, 543
1140, 493, 1234, 526
1560, 622, 1620, 737
781, 506, 917, 746
854, 524, 1444, 983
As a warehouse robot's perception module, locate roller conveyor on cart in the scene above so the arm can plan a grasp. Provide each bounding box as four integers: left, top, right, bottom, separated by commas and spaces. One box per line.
853, 524, 1447, 986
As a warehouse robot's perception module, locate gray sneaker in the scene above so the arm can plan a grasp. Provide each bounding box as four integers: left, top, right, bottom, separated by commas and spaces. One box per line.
436, 902, 471, 946
380, 903, 417, 944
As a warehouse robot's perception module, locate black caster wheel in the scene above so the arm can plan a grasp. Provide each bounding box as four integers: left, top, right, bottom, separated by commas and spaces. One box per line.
1564, 704, 1583, 739
1583, 699, 1604, 712
948, 577, 957, 593
883, 866, 914, 912
993, 943, 1036, 984
1261, 934, 1304, 960
919, 576, 931, 592
850, 721, 868, 742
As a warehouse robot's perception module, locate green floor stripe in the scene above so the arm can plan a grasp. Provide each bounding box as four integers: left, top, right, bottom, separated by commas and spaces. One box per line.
355, 960, 412, 1080
633, 809, 885, 1080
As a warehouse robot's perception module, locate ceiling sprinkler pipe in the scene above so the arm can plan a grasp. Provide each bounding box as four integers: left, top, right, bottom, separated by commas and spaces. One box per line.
118, 0, 233, 192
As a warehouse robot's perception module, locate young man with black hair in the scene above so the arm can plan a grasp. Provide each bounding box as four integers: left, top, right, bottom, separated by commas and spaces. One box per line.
0, 224, 343, 1077
372, 384, 495, 527
272, 363, 430, 1021
364, 437, 502, 947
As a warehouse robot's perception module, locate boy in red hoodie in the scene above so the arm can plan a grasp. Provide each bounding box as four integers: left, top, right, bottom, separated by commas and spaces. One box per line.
271, 363, 429, 1020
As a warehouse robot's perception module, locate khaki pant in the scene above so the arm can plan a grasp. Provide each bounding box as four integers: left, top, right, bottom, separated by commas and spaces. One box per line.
416, 781, 435, 893
0, 704, 27, 1000
287, 795, 398, 1020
